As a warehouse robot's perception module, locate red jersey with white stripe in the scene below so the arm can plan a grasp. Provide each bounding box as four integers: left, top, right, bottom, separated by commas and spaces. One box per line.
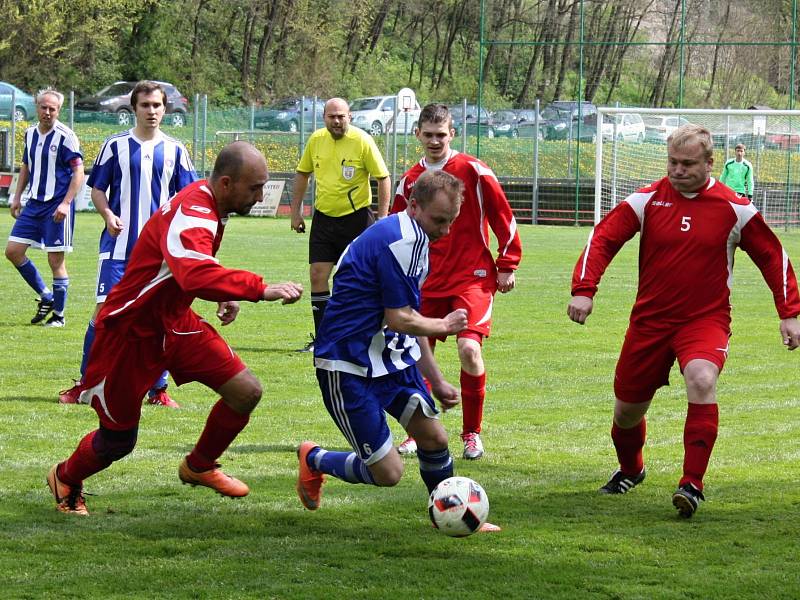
572, 176, 800, 326
96, 180, 266, 337
391, 150, 522, 296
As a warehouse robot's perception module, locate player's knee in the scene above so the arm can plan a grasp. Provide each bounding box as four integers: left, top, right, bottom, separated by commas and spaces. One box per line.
417, 428, 449, 450
4, 244, 23, 264
684, 363, 718, 396
372, 463, 404, 487
93, 426, 138, 462
233, 380, 262, 413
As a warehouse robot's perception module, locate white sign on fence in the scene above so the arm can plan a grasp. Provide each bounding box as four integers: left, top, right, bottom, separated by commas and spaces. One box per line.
250, 180, 286, 217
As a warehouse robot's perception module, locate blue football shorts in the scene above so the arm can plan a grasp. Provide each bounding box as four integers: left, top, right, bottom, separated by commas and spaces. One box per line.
8, 198, 74, 252
95, 254, 128, 302
315, 366, 439, 465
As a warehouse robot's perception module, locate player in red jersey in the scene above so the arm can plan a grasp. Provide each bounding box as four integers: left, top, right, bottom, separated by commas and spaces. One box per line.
46, 142, 304, 515
391, 104, 522, 459
568, 124, 800, 517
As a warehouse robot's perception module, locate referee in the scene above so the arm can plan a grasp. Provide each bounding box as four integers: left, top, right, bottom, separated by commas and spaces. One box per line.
289, 97, 390, 352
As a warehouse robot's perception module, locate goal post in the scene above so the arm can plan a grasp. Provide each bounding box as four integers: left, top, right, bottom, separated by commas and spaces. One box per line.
594, 107, 800, 227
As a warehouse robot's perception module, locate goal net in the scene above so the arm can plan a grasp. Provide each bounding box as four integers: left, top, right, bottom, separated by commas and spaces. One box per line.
594, 107, 800, 227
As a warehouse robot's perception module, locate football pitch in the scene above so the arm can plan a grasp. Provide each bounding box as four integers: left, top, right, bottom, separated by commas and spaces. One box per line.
0, 213, 798, 599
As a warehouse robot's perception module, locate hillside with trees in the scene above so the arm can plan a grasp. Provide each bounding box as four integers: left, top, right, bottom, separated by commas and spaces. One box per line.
0, 0, 796, 108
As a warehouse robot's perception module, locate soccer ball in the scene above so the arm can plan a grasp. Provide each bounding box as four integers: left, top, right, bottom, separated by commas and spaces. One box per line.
428, 476, 489, 537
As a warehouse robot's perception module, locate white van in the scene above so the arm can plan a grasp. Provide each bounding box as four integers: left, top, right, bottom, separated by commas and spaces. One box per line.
350, 95, 421, 136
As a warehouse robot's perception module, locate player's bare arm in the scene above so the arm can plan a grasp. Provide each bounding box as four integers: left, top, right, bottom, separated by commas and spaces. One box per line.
384, 306, 468, 337
9, 163, 29, 219
262, 282, 304, 304
779, 317, 800, 350
91, 188, 124, 237
216, 301, 240, 326
497, 271, 516, 293
416, 336, 460, 411
52, 160, 84, 224
567, 295, 593, 324
290, 171, 311, 233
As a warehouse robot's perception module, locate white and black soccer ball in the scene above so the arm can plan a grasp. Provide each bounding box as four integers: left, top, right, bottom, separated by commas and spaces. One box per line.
428, 476, 489, 537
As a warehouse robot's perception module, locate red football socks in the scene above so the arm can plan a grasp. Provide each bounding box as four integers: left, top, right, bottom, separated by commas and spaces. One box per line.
59, 430, 108, 486
460, 370, 486, 435
611, 418, 646, 476
680, 402, 719, 490
187, 399, 250, 471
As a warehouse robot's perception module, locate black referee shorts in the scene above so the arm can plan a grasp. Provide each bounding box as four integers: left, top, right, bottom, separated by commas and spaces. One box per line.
309, 206, 375, 264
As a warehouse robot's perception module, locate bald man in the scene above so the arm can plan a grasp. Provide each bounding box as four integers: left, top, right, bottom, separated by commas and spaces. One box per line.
289, 97, 391, 352
47, 142, 304, 515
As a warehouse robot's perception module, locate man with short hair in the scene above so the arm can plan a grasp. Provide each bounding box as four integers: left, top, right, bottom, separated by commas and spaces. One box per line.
58, 81, 196, 408
568, 124, 800, 518
295, 170, 499, 532
47, 141, 304, 516
391, 103, 522, 460
719, 143, 754, 199
289, 97, 391, 352
5, 88, 84, 327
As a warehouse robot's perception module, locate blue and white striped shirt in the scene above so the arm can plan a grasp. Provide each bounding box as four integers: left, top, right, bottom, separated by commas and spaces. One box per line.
88, 130, 197, 260
314, 211, 429, 378
21, 121, 82, 203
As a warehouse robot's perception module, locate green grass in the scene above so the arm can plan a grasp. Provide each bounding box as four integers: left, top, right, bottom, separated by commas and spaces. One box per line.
0, 214, 799, 599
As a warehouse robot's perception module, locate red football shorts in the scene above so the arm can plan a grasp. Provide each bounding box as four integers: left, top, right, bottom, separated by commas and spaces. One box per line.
613, 315, 731, 403
82, 313, 246, 430
421, 286, 494, 342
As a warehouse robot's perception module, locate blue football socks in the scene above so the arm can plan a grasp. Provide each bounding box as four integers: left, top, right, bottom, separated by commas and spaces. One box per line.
52, 277, 69, 316
15, 259, 51, 299
80, 320, 96, 377
308, 447, 375, 485
417, 447, 453, 493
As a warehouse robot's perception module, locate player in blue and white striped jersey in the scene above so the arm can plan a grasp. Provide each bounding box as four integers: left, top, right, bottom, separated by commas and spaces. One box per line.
58, 81, 196, 408
296, 171, 485, 520
5, 88, 84, 327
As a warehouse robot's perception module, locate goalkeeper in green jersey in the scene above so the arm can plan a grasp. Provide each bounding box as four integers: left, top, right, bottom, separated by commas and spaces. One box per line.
719, 143, 754, 199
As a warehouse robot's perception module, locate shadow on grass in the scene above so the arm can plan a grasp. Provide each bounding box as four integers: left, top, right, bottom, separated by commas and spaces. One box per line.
0, 394, 58, 404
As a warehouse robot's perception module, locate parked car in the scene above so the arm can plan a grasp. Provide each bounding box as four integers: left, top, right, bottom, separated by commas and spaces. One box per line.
0, 82, 37, 121
643, 115, 691, 143
492, 110, 522, 138
765, 131, 800, 150
350, 95, 421, 136
450, 104, 495, 138
601, 113, 645, 142
540, 101, 597, 141
254, 97, 325, 132
75, 81, 190, 127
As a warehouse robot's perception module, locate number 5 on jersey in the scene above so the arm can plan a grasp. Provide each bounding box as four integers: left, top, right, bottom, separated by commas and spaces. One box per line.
681, 216, 692, 232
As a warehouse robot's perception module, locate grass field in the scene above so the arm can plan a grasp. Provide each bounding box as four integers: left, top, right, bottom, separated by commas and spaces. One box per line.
0, 214, 799, 599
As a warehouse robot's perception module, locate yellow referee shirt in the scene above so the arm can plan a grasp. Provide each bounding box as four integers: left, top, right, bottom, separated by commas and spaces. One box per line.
296, 126, 390, 217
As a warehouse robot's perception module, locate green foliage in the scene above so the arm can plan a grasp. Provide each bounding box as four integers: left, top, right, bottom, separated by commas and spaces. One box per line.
0, 216, 799, 598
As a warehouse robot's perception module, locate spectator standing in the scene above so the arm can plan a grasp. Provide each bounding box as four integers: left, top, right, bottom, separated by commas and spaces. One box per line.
567, 125, 800, 517
289, 97, 391, 352
5, 88, 84, 327
58, 81, 196, 408
719, 143, 754, 198
391, 104, 522, 460
47, 142, 304, 515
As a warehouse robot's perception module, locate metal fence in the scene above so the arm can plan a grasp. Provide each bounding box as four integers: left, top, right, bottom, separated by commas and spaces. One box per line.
4, 93, 800, 227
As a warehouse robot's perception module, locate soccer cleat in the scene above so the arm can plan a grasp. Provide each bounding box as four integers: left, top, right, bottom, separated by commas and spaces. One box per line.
672, 483, 705, 518
147, 388, 180, 408
47, 464, 88, 515
478, 522, 502, 533
58, 381, 82, 404
599, 468, 646, 494
43, 314, 65, 328
461, 432, 484, 460
31, 297, 54, 324
398, 436, 418, 455
295, 334, 315, 353
296, 441, 325, 510
178, 458, 249, 497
